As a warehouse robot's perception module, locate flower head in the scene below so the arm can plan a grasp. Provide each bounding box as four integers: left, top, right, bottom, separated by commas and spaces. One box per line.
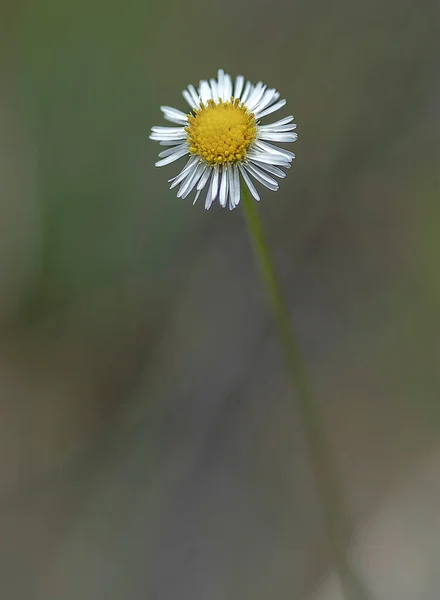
150, 70, 297, 210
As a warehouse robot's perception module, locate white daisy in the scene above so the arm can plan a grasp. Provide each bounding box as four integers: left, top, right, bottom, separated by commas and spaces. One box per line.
150, 69, 298, 210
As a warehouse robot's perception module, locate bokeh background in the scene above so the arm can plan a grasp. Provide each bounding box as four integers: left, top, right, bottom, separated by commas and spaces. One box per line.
0, 0, 439, 598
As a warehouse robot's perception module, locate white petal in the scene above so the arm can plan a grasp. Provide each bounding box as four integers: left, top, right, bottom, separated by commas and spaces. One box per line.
150, 130, 187, 137
160, 106, 188, 124
210, 165, 220, 203
158, 139, 186, 146
196, 165, 212, 191
258, 131, 298, 143
158, 143, 187, 158
245, 162, 279, 191
168, 155, 196, 181
151, 126, 186, 134
247, 150, 291, 167
219, 166, 229, 207
188, 84, 200, 106
150, 126, 187, 141
252, 89, 279, 114
254, 99, 286, 119
180, 164, 205, 199
190, 163, 208, 195
209, 78, 219, 103
246, 82, 266, 111
254, 140, 296, 160
238, 164, 260, 201
223, 73, 233, 100
177, 161, 205, 198
155, 145, 189, 167
234, 75, 245, 100
193, 188, 202, 205
228, 167, 236, 210
260, 115, 295, 128
183, 89, 198, 109
217, 69, 225, 100
249, 160, 286, 178
232, 164, 241, 206
205, 171, 215, 209
176, 169, 198, 198
150, 134, 187, 142
150, 135, 187, 144
150, 133, 187, 142
199, 80, 212, 104
259, 123, 297, 133
240, 81, 253, 105
169, 156, 198, 187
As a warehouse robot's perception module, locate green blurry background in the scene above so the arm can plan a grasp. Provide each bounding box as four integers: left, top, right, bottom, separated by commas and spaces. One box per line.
0, 0, 439, 598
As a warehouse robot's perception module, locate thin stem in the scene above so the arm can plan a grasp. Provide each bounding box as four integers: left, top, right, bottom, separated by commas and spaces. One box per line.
240, 183, 371, 600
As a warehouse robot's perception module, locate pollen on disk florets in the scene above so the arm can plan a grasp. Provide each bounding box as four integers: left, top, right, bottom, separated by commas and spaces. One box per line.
185, 98, 257, 166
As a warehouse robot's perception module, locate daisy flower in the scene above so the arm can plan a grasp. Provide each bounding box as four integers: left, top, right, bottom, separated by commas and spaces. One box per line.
150, 69, 297, 210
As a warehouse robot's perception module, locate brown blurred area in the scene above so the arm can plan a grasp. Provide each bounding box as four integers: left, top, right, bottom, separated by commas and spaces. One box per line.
0, 0, 439, 598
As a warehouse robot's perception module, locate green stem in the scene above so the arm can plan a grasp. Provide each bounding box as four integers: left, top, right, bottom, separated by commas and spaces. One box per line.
241, 184, 370, 600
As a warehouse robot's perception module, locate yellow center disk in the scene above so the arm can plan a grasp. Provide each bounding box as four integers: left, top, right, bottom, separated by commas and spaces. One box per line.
186, 98, 257, 166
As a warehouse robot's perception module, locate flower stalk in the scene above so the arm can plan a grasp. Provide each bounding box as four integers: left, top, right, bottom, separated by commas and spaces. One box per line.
240, 182, 371, 600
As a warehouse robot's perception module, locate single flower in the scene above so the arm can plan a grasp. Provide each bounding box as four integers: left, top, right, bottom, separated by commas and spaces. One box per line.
150, 69, 297, 210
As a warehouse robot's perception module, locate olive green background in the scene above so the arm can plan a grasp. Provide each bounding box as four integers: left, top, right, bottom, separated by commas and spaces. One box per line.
0, 0, 439, 598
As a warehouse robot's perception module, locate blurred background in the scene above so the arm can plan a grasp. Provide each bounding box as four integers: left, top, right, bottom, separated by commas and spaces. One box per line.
0, 0, 439, 598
